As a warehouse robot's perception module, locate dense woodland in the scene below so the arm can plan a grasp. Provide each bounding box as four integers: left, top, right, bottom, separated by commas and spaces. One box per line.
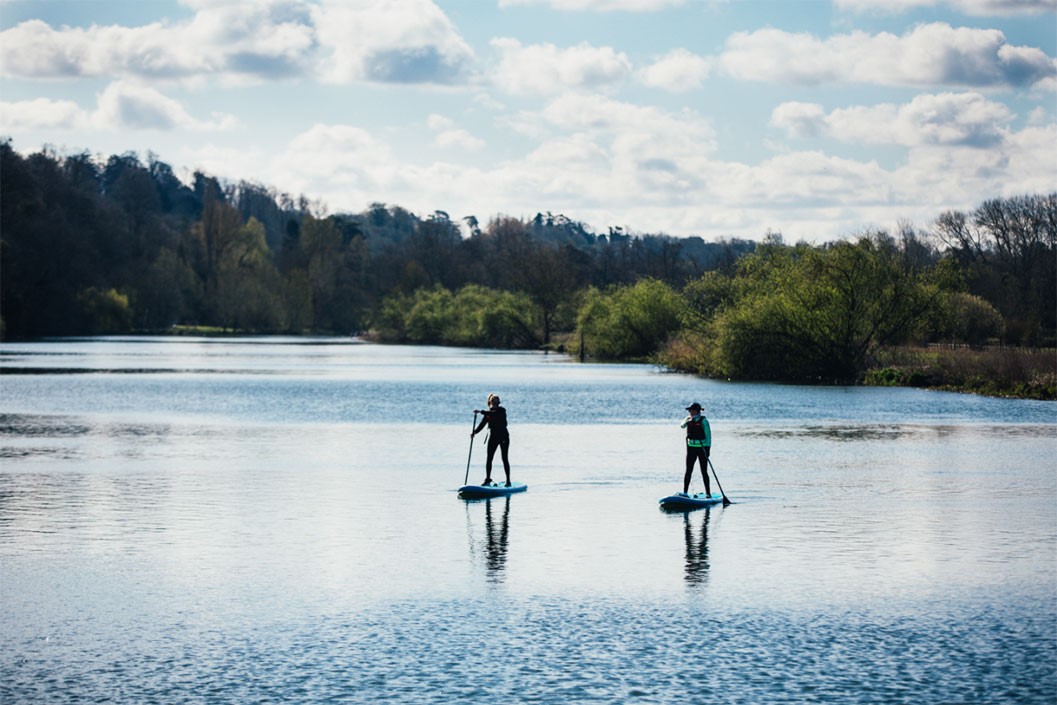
2, 141, 1055, 387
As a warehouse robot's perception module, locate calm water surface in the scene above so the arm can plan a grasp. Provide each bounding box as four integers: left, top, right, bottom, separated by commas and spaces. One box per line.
1, 337, 1055, 704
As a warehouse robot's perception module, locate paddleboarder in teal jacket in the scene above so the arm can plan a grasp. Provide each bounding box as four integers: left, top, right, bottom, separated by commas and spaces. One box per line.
681, 402, 712, 497
473, 393, 511, 487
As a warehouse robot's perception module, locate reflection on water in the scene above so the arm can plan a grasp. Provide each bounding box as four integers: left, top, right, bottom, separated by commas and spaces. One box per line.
682, 509, 711, 588
745, 422, 1057, 442
0, 414, 92, 438
746, 424, 920, 441
484, 497, 510, 582
466, 497, 512, 584
1, 338, 1055, 704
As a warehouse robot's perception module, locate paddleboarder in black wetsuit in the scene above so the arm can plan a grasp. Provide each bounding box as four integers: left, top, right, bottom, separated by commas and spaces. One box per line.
680, 402, 712, 497
472, 393, 511, 487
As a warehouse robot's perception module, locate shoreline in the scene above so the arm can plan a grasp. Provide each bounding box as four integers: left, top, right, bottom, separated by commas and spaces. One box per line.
3, 332, 1054, 401
862, 345, 1057, 401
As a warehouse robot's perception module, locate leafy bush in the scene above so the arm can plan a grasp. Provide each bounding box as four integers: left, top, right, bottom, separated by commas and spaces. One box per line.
374, 285, 539, 348
575, 279, 686, 360
664, 235, 939, 382
927, 291, 1005, 346
77, 287, 132, 334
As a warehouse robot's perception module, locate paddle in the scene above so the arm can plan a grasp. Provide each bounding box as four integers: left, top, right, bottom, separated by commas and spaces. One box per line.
463, 411, 478, 486
707, 458, 732, 506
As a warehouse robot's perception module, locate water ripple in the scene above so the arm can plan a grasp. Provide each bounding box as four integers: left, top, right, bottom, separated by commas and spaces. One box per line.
3, 595, 1053, 704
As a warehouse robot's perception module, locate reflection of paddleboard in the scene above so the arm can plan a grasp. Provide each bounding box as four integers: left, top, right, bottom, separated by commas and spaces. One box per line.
458, 482, 528, 499
659, 492, 723, 511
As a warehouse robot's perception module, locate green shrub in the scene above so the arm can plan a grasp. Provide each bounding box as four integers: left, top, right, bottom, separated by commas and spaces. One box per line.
373, 285, 539, 348
574, 279, 686, 360
77, 287, 132, 334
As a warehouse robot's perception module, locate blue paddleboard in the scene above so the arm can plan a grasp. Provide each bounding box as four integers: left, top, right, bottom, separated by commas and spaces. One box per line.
458, 482, 528, 499
659, 492, 724, 511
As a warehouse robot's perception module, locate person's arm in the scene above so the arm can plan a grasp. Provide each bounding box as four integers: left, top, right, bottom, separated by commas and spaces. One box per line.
473, 412, 489, 435
702, 418, 712, 446
680, 415, 691, 429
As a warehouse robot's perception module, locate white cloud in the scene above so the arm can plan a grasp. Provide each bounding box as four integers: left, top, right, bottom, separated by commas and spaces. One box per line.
490, 38, 632, 94
264, 123, 398, 206
538, 93, 717, 186
182, 142, 270, 188
893, 122, 1057, 205
836, 93, 1012, 146
1026, 106, 1052, 125
540, 93, 714, 142
427, 113, 485, 150
745, 151, 892, 206
0, 80, 237, 132
434, 129, 486, 150
0, 3, 315, 81
250, 94, 1053, 243
772, 92, 1015, 147
638, 49, 712, 92
191, 120, 1039, 246
181, 1, 317, 78
311, 0, 475, 84
769, 102, 828, 139
94, 80, 238, 130
0, 98, 86, 130
243, 97, 721, 232
1000, 123, 1057, 194
721, 22, 1056, 89
0, 0, 474, 86
287, 123, 393, 165
834, 0, 1057, 17
500, 94, 717, 205
426, 114, 454, 131
1032, 75, 1057, 94
0, 19, 193, 79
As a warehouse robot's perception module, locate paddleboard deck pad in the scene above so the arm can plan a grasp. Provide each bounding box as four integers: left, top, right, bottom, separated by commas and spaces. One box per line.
659, 492, 724, 510
458, 482, 528, 499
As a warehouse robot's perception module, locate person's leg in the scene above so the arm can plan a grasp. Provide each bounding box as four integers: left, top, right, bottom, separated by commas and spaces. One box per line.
498, 437, 511, 485
683, 446, 694, 493
484, 437, 498, 484
700, 447, 712, 496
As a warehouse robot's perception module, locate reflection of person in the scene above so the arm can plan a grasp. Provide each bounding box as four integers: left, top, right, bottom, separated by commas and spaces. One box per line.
472, 393, 511, 487
683, 510, 711, 587
484, 496, 510, 583
680, 402, 711, 496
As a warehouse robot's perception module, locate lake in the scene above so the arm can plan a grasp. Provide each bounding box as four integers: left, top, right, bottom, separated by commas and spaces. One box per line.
1, 337, 1055, 704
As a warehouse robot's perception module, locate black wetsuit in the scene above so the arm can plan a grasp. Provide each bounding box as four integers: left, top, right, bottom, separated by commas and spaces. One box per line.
474, 406, 510, 483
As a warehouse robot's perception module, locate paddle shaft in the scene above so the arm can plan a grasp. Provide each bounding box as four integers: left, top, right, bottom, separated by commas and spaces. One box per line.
707, 457, 732, 506
463, 411, 478, 485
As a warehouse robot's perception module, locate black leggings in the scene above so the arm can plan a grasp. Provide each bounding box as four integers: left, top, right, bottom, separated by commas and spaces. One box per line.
684, 445, 711, 494
486, 434, 510, 480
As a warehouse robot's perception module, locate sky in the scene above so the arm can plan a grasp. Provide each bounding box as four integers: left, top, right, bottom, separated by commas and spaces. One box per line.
1, 0, 1055, 242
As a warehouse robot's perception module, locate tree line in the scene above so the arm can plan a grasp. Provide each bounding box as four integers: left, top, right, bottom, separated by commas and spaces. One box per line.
1, 142, 1054, 384
0, 142, 752, 340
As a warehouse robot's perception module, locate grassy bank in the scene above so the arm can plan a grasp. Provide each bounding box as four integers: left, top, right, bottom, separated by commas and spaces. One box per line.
865, 346, 1057, 400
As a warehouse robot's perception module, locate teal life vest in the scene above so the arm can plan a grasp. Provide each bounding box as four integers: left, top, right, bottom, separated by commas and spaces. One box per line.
685, 415, 710, 448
